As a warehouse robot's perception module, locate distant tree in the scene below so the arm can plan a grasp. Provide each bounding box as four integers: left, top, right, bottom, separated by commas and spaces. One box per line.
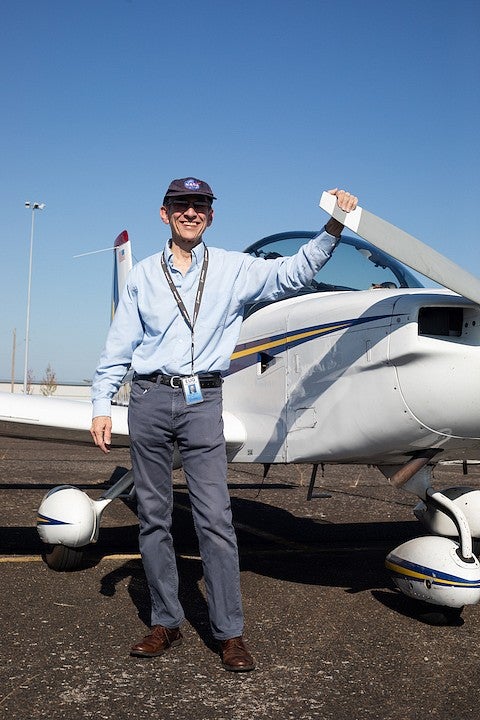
40, 364, 57, 396
26, 370, 34, 395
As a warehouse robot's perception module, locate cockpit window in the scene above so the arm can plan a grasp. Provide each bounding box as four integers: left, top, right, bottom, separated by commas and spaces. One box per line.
245, 231, 423, 294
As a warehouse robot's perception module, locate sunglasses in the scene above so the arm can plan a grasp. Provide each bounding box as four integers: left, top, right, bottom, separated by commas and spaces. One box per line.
167, 199, 212, 213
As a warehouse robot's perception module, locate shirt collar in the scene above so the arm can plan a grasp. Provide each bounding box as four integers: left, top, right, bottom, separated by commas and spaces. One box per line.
165, 240, 205, 269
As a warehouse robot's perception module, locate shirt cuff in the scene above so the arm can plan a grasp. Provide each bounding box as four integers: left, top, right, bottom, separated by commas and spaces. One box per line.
92, 398, 112, 418
325, 217, 344, 238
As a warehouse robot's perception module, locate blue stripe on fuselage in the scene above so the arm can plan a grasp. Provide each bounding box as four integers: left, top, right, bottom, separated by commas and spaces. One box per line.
226, 314, 392, 376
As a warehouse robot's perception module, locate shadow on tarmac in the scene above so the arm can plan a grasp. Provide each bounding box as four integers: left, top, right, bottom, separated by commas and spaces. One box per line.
1, 481, 462, 637
4, 483, 429, 627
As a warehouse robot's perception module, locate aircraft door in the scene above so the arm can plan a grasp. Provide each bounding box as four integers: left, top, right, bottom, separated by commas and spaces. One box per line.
284, 302, 341, 463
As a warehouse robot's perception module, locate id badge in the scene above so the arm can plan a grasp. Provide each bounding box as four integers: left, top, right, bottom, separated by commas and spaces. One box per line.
181, 375, 204, 405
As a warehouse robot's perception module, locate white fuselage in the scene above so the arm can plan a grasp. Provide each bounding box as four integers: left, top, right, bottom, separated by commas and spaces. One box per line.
222, 288, 480, 465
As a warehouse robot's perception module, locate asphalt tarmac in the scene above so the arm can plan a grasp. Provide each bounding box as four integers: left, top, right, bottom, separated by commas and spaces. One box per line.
1, 436, 480, 720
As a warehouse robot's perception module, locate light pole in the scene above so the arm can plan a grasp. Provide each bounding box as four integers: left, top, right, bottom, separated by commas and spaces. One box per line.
23, 201, 45, 393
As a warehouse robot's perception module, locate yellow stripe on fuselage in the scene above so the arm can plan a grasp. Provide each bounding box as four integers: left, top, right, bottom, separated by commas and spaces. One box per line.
231, 322, 350, 361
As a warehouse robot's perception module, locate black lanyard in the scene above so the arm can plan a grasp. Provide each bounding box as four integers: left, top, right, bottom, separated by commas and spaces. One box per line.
160, 245, 209, 373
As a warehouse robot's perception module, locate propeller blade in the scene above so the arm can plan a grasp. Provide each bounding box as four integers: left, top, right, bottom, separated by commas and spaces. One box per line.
320, 192, 480, 305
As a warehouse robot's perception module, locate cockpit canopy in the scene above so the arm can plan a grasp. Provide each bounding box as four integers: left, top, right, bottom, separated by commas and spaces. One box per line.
244, 231, 424, 294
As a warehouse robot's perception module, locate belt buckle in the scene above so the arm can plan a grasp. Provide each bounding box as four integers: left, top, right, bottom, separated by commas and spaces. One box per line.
169, 375, 181, 388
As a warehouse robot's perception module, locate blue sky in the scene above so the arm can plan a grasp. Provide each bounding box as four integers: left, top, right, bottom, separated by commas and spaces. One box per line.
1, 0, 478, 383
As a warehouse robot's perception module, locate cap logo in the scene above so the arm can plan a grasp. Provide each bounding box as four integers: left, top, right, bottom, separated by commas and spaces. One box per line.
184, 179, 200, 191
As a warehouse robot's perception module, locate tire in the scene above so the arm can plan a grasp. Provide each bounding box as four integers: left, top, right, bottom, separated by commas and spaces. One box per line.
42, 544, 87, 571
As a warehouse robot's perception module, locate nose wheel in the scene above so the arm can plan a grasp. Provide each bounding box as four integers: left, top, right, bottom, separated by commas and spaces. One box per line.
42, 543, 86, 571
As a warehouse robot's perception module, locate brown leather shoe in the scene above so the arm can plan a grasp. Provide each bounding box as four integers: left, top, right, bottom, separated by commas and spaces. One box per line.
219, 636, 255, 672
130, 625, 183, 658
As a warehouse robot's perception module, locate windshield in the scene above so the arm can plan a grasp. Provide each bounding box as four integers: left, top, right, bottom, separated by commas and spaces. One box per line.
244, 231, 424, 293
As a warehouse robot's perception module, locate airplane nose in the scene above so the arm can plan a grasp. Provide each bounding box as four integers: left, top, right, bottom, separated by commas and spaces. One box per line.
389, 296, 480, 441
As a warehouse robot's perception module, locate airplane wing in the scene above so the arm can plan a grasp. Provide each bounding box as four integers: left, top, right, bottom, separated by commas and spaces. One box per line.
0, 393, 129, 445
0, 391, 246, 460
319, 192, 480, 305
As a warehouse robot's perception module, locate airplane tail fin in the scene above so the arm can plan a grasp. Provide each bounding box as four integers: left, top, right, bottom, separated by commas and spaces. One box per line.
111, 230, 132, 319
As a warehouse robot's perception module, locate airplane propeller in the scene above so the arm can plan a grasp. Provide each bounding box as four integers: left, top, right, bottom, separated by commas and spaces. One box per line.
320, 192, 480, 305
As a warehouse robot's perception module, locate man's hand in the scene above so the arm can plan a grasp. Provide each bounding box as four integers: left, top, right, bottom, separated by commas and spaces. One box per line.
325, 188, 359, 237
90, 416, 112, 454
327, 188, 358, 212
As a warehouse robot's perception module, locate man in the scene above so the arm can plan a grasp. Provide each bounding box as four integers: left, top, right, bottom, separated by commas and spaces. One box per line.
90, 177, 358, 672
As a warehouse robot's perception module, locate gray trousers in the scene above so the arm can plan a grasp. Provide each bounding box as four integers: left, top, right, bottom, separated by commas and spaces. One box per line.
128, 377, 244, 640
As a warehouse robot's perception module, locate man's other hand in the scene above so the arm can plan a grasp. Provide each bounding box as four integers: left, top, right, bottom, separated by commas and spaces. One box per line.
90, 416, 112, 454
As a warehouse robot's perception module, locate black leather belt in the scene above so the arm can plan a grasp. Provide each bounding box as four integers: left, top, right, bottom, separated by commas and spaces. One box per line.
133, 372, 222, 389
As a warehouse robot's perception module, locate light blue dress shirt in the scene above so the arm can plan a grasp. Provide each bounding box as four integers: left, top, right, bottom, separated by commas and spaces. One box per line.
92, 228, 339, 417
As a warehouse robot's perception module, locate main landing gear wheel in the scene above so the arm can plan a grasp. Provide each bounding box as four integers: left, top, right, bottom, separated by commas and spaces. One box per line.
42, 544, 86, 572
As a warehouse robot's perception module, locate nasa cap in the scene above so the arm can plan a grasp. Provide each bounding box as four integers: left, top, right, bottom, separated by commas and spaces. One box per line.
163, 177, 216, 203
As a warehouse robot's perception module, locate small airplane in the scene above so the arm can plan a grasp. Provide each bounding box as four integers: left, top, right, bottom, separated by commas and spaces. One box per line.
1, 194, 480, 617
